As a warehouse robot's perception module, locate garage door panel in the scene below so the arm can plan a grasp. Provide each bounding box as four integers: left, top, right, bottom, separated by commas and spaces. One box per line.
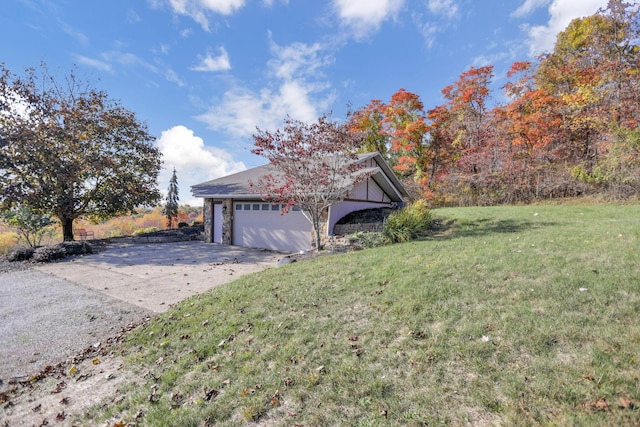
233, 204, 311, 252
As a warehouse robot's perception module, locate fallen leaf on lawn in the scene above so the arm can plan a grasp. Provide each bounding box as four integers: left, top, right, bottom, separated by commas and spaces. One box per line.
51, 381, 66, 394
68, 365, 77, 376
92, 357, 100, 365
617, 397, 639, 410
584, 397, 609, 412
60, 397, 70, 405
56, 411, 66, 421
32, 403, 42, 412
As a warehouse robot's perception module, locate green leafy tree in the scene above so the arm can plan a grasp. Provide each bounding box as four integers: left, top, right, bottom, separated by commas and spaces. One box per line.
0, 63, 162, 241
1, 206, 54, 247
164, 168, 180, 229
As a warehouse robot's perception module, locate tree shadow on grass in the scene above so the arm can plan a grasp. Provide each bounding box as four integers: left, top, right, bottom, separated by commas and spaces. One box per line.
425, 217, 557, 240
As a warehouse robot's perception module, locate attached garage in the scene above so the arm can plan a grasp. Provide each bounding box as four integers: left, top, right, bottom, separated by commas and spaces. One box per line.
191, 152, 408, 253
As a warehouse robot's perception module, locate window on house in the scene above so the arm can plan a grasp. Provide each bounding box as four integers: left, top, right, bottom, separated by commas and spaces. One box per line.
244, 204, 251, 211
292, 206, 301, 211
271, 204, 280, 211
252, 204, 260, 210
261, 204, 269, 211
236, 204, 242, 210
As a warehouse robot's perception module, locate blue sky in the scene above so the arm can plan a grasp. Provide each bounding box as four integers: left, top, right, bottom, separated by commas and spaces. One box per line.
2, 0, 608, 205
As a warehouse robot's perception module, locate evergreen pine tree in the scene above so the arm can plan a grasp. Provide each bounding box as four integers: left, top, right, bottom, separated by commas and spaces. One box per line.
164, 168, 179, 229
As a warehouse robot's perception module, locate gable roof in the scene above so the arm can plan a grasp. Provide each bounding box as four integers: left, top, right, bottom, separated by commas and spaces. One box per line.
191, 152, 408, 202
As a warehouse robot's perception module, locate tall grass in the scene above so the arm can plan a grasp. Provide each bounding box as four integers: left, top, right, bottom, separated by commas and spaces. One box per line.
81, 204, 639, 426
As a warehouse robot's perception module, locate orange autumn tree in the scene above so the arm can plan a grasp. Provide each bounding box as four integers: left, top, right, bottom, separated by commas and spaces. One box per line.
348, 99, 389, 157
490, 61, 566, 201
383, 89, 429, 183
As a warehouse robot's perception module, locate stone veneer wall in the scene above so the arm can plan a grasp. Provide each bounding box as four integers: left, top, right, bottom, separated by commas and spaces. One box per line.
203, 198, 214, 243
332, 222, 383, 236
221, 198, 233, 245
319, 222, 384, 249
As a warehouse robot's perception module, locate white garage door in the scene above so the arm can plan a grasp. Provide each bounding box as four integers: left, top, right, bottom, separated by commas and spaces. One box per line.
233, 202, 312, 252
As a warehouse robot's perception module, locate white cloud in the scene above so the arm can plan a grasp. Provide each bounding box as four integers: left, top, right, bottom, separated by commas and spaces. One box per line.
163, 0, 247, 31
157, 125, 246, 204
191, 47, 231, 72
73, 54, 113, 72
412, 0, 459, 49
262, 0, 288, 6
197, 80, 332, 138
101, 51, 158, 72
524, 0, 608, 56
511, 0, 551, 18
59, 20, 89, 45
268, 39, 331, 80
75, 51, 185, 86
333, 0, 404, 39
197, 38, 335, 138
427, 0, 459, 19
412, 15, 439, 48
164, 68, 185, 86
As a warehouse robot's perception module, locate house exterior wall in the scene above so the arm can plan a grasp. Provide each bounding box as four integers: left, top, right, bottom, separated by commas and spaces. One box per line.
326, 178, 396, 235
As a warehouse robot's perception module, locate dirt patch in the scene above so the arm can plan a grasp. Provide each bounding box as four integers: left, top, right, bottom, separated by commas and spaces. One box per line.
1, 322, 145, 427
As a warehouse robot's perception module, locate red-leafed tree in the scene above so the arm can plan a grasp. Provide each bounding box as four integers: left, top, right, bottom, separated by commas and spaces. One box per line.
251, 115, 368, 251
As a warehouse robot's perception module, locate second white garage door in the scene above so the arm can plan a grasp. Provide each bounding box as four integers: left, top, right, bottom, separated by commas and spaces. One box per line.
232, 202, 312, 252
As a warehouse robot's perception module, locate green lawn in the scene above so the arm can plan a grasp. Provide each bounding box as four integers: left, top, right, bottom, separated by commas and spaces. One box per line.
89, 204, 640, 426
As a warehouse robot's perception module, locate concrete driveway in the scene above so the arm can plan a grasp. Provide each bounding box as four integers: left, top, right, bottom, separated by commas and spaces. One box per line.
1, 241, 283, 381
36, 241, 283, 313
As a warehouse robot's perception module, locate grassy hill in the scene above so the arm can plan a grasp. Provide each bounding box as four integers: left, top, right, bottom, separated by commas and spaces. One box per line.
91, 204, 639, 426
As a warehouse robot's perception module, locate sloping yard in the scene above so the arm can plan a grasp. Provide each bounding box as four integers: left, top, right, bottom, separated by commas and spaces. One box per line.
2, 204, 639, 426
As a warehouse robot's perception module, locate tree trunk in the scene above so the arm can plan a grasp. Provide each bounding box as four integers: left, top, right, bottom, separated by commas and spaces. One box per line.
61, 217, 74, 241
314, 226, 322, 251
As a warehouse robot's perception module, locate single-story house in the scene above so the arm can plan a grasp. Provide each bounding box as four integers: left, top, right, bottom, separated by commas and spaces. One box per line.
191, 152, 408, 252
